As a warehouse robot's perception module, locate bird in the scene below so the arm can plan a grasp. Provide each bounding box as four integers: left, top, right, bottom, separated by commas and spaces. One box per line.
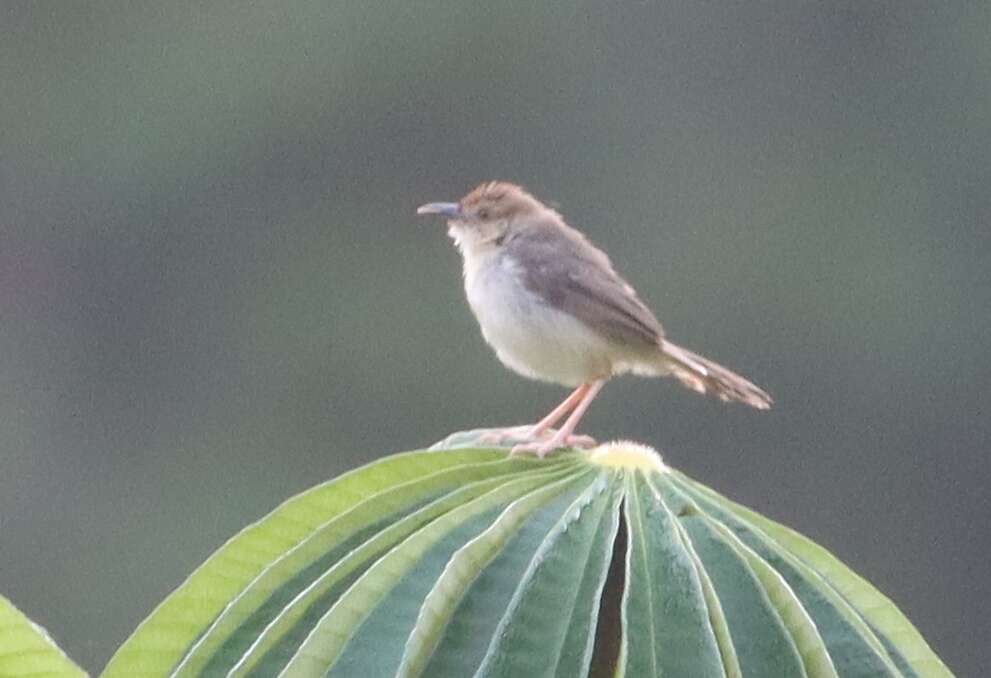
417, 181, 771, 457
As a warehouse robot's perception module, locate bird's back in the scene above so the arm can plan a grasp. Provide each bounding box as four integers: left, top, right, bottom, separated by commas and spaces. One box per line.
505, 215, 665, 351
461, 214, 666, 386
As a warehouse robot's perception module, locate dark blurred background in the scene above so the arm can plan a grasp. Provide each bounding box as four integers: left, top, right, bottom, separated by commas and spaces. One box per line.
1, 1, 988, 675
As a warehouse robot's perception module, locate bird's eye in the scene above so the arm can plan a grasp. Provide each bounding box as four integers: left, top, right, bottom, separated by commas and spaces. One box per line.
477, 208, 490, 220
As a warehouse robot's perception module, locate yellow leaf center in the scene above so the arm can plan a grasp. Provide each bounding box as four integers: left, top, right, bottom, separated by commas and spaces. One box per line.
585, 441, 666, 473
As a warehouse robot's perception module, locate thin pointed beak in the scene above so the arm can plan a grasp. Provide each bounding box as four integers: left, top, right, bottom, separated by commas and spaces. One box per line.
416, 202, 462, 218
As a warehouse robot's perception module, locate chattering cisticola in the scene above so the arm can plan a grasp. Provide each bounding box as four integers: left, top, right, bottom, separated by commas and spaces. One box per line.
417, 182, 770, 457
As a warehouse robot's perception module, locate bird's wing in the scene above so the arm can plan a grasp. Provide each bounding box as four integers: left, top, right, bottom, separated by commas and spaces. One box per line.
508, 222, 664, 348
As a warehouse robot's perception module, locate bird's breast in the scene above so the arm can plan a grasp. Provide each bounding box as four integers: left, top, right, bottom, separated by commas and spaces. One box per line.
463, 253, 614, 386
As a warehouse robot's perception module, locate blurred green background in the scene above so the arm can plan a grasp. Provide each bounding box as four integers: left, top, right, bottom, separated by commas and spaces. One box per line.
1, 1, 988, 675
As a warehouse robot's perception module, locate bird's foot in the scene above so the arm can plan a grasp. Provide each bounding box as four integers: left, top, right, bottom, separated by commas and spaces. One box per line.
510, 433, 597, 459
477, 425, 544, 446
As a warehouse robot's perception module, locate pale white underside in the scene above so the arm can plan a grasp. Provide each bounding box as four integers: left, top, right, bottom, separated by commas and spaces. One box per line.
455, 225, 663, 387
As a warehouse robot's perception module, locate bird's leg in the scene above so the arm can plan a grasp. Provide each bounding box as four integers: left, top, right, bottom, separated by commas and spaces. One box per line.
477, 384, 589, 445
528, 384, 591, 438
511, 380, 605, 458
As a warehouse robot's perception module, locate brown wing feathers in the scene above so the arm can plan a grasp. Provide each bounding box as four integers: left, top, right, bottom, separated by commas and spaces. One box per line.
497, 191, 770, 409
509, 217, 664, 349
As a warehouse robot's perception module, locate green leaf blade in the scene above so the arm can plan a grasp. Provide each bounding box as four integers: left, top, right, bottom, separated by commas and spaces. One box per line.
99, 439, 953, 678
331, 470, 595, 678
469, 472, 620, 678
278, 468, 592, 677
669, 473, 905, 678
218, 462, 573, 676
678, 511, 809, 677
103, 448, 564, 678
397, 470, 604, 678
0, 595, 88, 678
710, 494, 952, 678
618, 471, 727, 678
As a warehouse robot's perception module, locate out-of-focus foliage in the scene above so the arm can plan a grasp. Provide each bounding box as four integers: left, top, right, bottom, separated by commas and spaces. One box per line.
1, 2, 987, 675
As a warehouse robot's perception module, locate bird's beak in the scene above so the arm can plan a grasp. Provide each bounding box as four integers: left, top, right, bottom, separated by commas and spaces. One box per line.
416, 202, 462, 218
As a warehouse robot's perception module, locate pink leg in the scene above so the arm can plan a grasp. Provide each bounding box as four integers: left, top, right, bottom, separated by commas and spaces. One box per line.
529, 384, 590, 437
512, 380, 605, 458
478, 384, 590, 445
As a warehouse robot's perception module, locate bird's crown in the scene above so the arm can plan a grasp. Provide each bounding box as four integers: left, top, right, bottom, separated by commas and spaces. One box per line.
459, 181, 544, 221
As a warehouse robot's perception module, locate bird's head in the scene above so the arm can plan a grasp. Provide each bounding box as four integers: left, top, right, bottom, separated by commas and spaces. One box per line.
417, 181, 544, 253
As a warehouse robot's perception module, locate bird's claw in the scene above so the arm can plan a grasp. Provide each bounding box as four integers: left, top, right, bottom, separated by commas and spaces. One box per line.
477, 426, 540, 445
510, 433, 597, 459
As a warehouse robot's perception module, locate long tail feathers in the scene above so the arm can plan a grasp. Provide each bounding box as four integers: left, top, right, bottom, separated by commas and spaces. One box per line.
660, 340, 772, 410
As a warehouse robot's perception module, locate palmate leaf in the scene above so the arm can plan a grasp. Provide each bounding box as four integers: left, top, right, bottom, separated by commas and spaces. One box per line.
0, 595, 88, 678
101, 433, 953, 677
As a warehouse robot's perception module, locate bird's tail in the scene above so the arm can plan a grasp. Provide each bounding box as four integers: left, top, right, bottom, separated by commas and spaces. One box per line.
660, 340, 772, 410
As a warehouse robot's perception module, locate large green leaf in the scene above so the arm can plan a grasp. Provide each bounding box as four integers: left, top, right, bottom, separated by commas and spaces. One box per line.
102, 435, 953, 677
0, 595, 88, 678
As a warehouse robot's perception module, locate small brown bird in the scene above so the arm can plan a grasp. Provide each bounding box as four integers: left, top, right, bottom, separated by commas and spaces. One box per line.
418, 181, 771, 457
